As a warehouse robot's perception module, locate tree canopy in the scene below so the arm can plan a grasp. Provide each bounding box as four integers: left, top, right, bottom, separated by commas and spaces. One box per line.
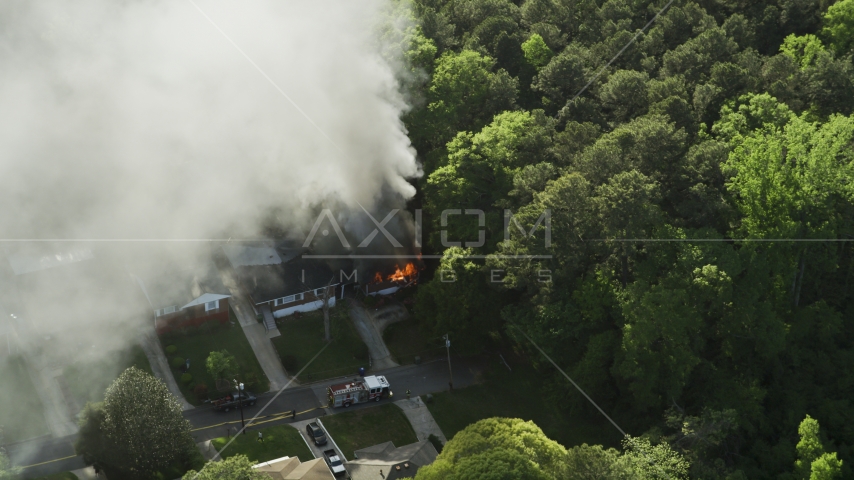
75, 367, 200, 479
404, 0, 854, 477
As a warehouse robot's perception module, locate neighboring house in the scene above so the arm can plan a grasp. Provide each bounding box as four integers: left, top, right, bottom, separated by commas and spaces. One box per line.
345, 440, 439, 480
223, 243, 341, 319
253, 455, 335, 480
133, 260, 231, 335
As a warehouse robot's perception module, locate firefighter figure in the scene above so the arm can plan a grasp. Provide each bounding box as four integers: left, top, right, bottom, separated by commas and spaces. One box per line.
258, 431, 264, 443
406, 389, 411, 400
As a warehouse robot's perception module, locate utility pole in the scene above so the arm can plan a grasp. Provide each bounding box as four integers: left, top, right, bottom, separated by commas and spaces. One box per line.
443, 333, 453, 391
234, 380, 246, 434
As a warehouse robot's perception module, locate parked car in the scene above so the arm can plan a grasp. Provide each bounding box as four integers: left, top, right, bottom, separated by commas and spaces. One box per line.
323, 448, 347, 477
306, 421, 328, 446
212, 390, 256, 412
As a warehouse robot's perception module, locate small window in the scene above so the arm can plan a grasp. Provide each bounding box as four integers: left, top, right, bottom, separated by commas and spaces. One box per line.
156, 305, 177, 317
275, 294, 297, 306
315, 288, 325, 297
205, 300, 219, 312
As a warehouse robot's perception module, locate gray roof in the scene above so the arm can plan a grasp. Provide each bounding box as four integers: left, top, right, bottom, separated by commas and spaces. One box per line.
236, 256, 336, 304
135, 260, 229, 311
222, 241, 305, 268
346, 441, 438, 480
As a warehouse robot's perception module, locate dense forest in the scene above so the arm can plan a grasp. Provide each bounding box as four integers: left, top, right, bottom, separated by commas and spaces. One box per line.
394, 0, 854, 478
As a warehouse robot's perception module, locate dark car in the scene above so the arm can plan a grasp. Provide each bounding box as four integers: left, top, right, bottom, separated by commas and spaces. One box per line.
306, 421, 328, 446
212, 390, 257, 412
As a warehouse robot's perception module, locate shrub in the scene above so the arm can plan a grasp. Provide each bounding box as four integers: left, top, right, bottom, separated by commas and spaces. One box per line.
281, 355, 298, 372
428, 433, 444, 454
362, 295, 377, 307
171, 356, 185, 369
165, 345, 178, 354
193, 383, 208, 398
181, 373, 193, 384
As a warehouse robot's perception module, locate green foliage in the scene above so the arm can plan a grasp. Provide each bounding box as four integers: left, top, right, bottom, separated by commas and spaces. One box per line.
182, 455, 266, 480
76, 367, 198, 480
522, 33, 553, 68
780, 34, 826, 70
822, 0, 854, 55
0, 450, 20, 480
205, 350, 238, 381
180, 373, 192, 384
622, 436, 691, 479
415, 418, 568, 479
410, 49, 518, 150
171, 356, 185, 369
406, 1, 854, 477
165, 345, 178, 354
794, 415, 843, 479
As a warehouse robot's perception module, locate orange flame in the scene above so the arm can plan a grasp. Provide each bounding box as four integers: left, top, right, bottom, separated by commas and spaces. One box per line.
387, 262, 418, 282
374, 272, 383, 283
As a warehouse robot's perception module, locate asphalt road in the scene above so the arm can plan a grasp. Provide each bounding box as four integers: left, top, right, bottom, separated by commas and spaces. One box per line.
12, 357, 477, 479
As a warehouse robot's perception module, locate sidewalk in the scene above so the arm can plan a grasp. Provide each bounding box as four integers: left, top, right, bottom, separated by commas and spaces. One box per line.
218, 267, 291, 391
139, 333, 193, 411
395, 397, 447, 443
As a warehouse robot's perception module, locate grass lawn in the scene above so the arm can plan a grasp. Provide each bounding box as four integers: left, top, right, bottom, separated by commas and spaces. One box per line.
321, 403, 418, 460
271, 307, 369, 383
211, 424, 313, 463
0, 356, 50, 443
63, 344, 153, 407
383, 320, 445, 365
32, 473, 78, 480
425, 361, 624, 450
158, 319, 270, 405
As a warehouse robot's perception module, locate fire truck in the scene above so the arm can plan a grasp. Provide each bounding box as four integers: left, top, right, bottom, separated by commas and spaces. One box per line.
327, 375, 392, 408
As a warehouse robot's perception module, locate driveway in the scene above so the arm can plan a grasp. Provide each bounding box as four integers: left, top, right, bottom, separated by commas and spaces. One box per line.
217, 266, 291, 391
348, 302, 398, 370
139, 332, 193, 410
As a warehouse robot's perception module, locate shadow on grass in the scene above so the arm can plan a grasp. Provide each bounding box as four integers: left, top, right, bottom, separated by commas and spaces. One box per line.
425, 359, 625, 450
211, 424, 313, 463
321, 403, 418, 460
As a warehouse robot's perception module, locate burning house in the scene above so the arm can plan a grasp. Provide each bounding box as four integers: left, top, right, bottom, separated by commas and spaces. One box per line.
223, 243, 341, 319
363, 262, 419, 296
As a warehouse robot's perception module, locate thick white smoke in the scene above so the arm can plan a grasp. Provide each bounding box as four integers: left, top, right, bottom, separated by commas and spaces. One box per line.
0, 0, 419, 241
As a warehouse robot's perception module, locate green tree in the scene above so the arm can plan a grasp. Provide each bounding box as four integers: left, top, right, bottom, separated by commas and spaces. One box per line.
76, 367, 199, 479
414, 418, 569, 479
780, 34, 826, 70
622, 436, 691, 479
795, 415, 843, 479
414, 247, 504, 351
410, 50, 517, 151
0, 450, 19, 480
822, 0, 854, 55
522, 33, 553, 69
182, 455, 267, 480
206, 350, 239, 381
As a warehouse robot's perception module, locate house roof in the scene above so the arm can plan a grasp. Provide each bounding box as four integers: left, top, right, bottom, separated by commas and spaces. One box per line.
346, 441, 439, 480
134, 259, 229, 311
236, 256, 337, 304
222, 241, 306, 268
253, 456, 334, 480
7, 247, 94, 276
222, 245, 282, 267
180, 293, 230, 309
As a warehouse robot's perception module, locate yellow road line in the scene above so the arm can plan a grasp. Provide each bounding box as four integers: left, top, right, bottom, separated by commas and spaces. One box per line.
20, 454, 78, 469
21, 407, 327, 468
190, 406, 322, 432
